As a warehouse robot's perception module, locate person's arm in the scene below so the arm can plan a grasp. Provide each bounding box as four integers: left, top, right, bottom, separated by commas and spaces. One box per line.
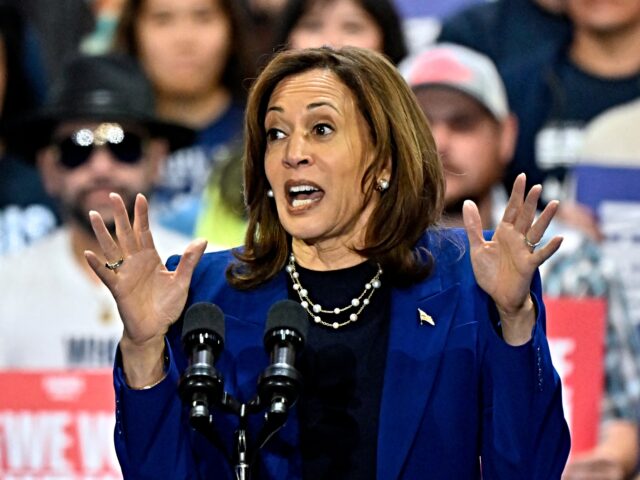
479, 278, 571, 478
84, 193, 214, 475
464, 173, 571, 475
113, 336, 234, 479
463, 173, 562, 346
562, 420, 637, 480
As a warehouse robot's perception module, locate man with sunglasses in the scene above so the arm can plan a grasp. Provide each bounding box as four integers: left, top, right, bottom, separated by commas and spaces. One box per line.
0, 53, 198, 368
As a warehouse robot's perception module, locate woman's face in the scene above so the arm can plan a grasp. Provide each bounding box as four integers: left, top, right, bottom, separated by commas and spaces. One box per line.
288, 0, 383, 53
264, 68, 385, 253
135, 0, 232, 98
566, 0, 640, 33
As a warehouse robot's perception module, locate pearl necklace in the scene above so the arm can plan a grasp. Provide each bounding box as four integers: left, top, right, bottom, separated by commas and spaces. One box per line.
285, 254, 383, 329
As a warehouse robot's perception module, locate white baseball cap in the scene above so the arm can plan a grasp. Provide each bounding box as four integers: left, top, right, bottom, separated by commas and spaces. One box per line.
400, 43, 509, 120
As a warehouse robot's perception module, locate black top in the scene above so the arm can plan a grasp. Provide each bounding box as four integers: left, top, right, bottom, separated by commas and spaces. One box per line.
438, 0, 571, 74
286, 260, 391, 480
504, 49, 640, 197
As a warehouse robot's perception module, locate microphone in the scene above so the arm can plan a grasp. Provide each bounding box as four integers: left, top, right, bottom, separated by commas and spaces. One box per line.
178, 302, 226, 422
257, 300, 308, 415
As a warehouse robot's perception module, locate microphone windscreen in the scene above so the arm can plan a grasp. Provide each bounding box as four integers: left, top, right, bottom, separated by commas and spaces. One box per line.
265, 300, 309, 342
182, 302, 225, 342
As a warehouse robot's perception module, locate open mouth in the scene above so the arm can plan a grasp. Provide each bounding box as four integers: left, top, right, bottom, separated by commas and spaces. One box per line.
286, 182, 325, 210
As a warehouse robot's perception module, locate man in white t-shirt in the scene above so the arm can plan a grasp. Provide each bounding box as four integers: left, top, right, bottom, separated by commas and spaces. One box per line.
0, 53, 199, 369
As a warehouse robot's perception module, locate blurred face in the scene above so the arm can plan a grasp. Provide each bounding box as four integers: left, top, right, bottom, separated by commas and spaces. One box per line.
414, 87, 508, 210
38, 122, 165, 233
264, 69, 386, 253
288, 0, 383, 52
135, 0, 231, 98
567, 0, 640, 33
534, 0, 565, 15
248, 0, 288, 16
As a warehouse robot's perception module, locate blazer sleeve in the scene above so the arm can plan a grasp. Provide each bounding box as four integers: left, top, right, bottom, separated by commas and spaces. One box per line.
479, 272, 571, 478
113, 339, 233, 479
112, 253, 234, 479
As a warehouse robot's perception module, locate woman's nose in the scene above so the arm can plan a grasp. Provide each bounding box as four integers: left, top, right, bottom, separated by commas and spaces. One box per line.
283, 132, 312, 168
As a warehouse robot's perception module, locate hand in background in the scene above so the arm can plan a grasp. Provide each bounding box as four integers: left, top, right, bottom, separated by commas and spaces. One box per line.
562, 453, 625, 480
556, 201, 604, 243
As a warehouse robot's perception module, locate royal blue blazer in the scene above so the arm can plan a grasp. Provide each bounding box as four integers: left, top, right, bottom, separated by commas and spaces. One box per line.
113, 230, 570, 479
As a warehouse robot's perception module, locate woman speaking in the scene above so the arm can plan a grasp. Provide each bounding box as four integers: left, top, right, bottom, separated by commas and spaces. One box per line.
86, 46, 570, 478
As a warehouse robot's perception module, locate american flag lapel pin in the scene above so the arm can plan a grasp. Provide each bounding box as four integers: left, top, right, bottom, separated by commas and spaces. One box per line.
418, 308, 435, 326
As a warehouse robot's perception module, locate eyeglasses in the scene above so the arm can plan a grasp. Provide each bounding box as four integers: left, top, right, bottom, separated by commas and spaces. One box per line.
53, 123, 145, 169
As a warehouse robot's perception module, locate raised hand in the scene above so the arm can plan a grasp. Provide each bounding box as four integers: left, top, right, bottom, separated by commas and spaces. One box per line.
84, 192, 207, 386
463, 173, 563, 345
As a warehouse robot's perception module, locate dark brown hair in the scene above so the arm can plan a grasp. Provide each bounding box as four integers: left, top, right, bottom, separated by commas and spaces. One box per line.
112, 0, 252, 100
272, 0, 408, 65
228, 46, 444, 289
0, 2, 40, 132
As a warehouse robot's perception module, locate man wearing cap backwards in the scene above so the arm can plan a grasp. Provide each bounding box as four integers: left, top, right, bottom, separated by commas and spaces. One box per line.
0, 54, 198, 368
403, 43, 640, 479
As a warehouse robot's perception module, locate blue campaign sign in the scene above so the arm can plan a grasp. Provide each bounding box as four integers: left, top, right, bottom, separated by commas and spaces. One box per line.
394, 0, 482, 19
575, 164, 640, 214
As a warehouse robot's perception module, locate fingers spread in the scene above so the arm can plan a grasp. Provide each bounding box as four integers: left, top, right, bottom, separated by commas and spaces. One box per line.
462, 200, 485, 249
89, 210, 122, 263
132, 194, 156, 251
501, 173, 526, 225
514, 184, 542, 234
534, 236, 563, 265
173, 238, 208, 290
84, 250, 116, 290
527, 200, 560, 244
110, 192, 139, 256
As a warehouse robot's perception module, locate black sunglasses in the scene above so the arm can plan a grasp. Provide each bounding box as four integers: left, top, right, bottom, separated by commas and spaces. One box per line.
54, 124, 145, 169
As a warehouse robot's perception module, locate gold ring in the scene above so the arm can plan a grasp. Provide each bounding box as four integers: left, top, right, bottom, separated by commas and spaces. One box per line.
524, 236, 541, 250
105, 257, 124, 271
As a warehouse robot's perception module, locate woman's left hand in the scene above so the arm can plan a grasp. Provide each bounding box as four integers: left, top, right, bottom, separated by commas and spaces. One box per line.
463, 173, 563, 345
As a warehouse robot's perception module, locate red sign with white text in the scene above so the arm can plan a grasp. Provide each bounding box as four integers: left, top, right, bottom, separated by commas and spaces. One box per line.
545, 296, 606, 456
0, 369, 121, 479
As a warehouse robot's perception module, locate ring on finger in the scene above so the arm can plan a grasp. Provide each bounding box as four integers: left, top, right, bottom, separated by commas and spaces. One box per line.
105, 257, 124, 271
524, 235, 541, 250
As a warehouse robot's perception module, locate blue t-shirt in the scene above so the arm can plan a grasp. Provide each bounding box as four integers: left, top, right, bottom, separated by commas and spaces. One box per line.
437, 0, 572, 75
153, 101, 245, 236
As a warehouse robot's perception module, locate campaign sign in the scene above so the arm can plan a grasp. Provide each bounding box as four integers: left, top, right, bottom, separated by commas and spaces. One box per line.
575, 164, 640, 322
545, 297, 606, 456
0, 370, 121, 479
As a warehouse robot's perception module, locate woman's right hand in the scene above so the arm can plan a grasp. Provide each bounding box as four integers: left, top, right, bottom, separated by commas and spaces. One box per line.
84, 192, 207, 387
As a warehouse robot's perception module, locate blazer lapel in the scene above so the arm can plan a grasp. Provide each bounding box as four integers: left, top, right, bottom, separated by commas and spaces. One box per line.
377, 278, 461, 480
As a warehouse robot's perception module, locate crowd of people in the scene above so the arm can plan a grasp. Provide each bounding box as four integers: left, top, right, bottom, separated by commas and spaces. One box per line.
1, 0, 639, 478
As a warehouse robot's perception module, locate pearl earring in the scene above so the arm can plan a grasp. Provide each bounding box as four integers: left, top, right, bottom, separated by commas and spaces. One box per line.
376, 179, 389, 192
267, 189, 274, 198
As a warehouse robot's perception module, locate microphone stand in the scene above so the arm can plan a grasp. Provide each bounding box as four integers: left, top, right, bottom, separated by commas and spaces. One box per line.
225, 393, 289, 480
182, 373, 295, 480
234, 404, 250, 480
181, 300, 307, 478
